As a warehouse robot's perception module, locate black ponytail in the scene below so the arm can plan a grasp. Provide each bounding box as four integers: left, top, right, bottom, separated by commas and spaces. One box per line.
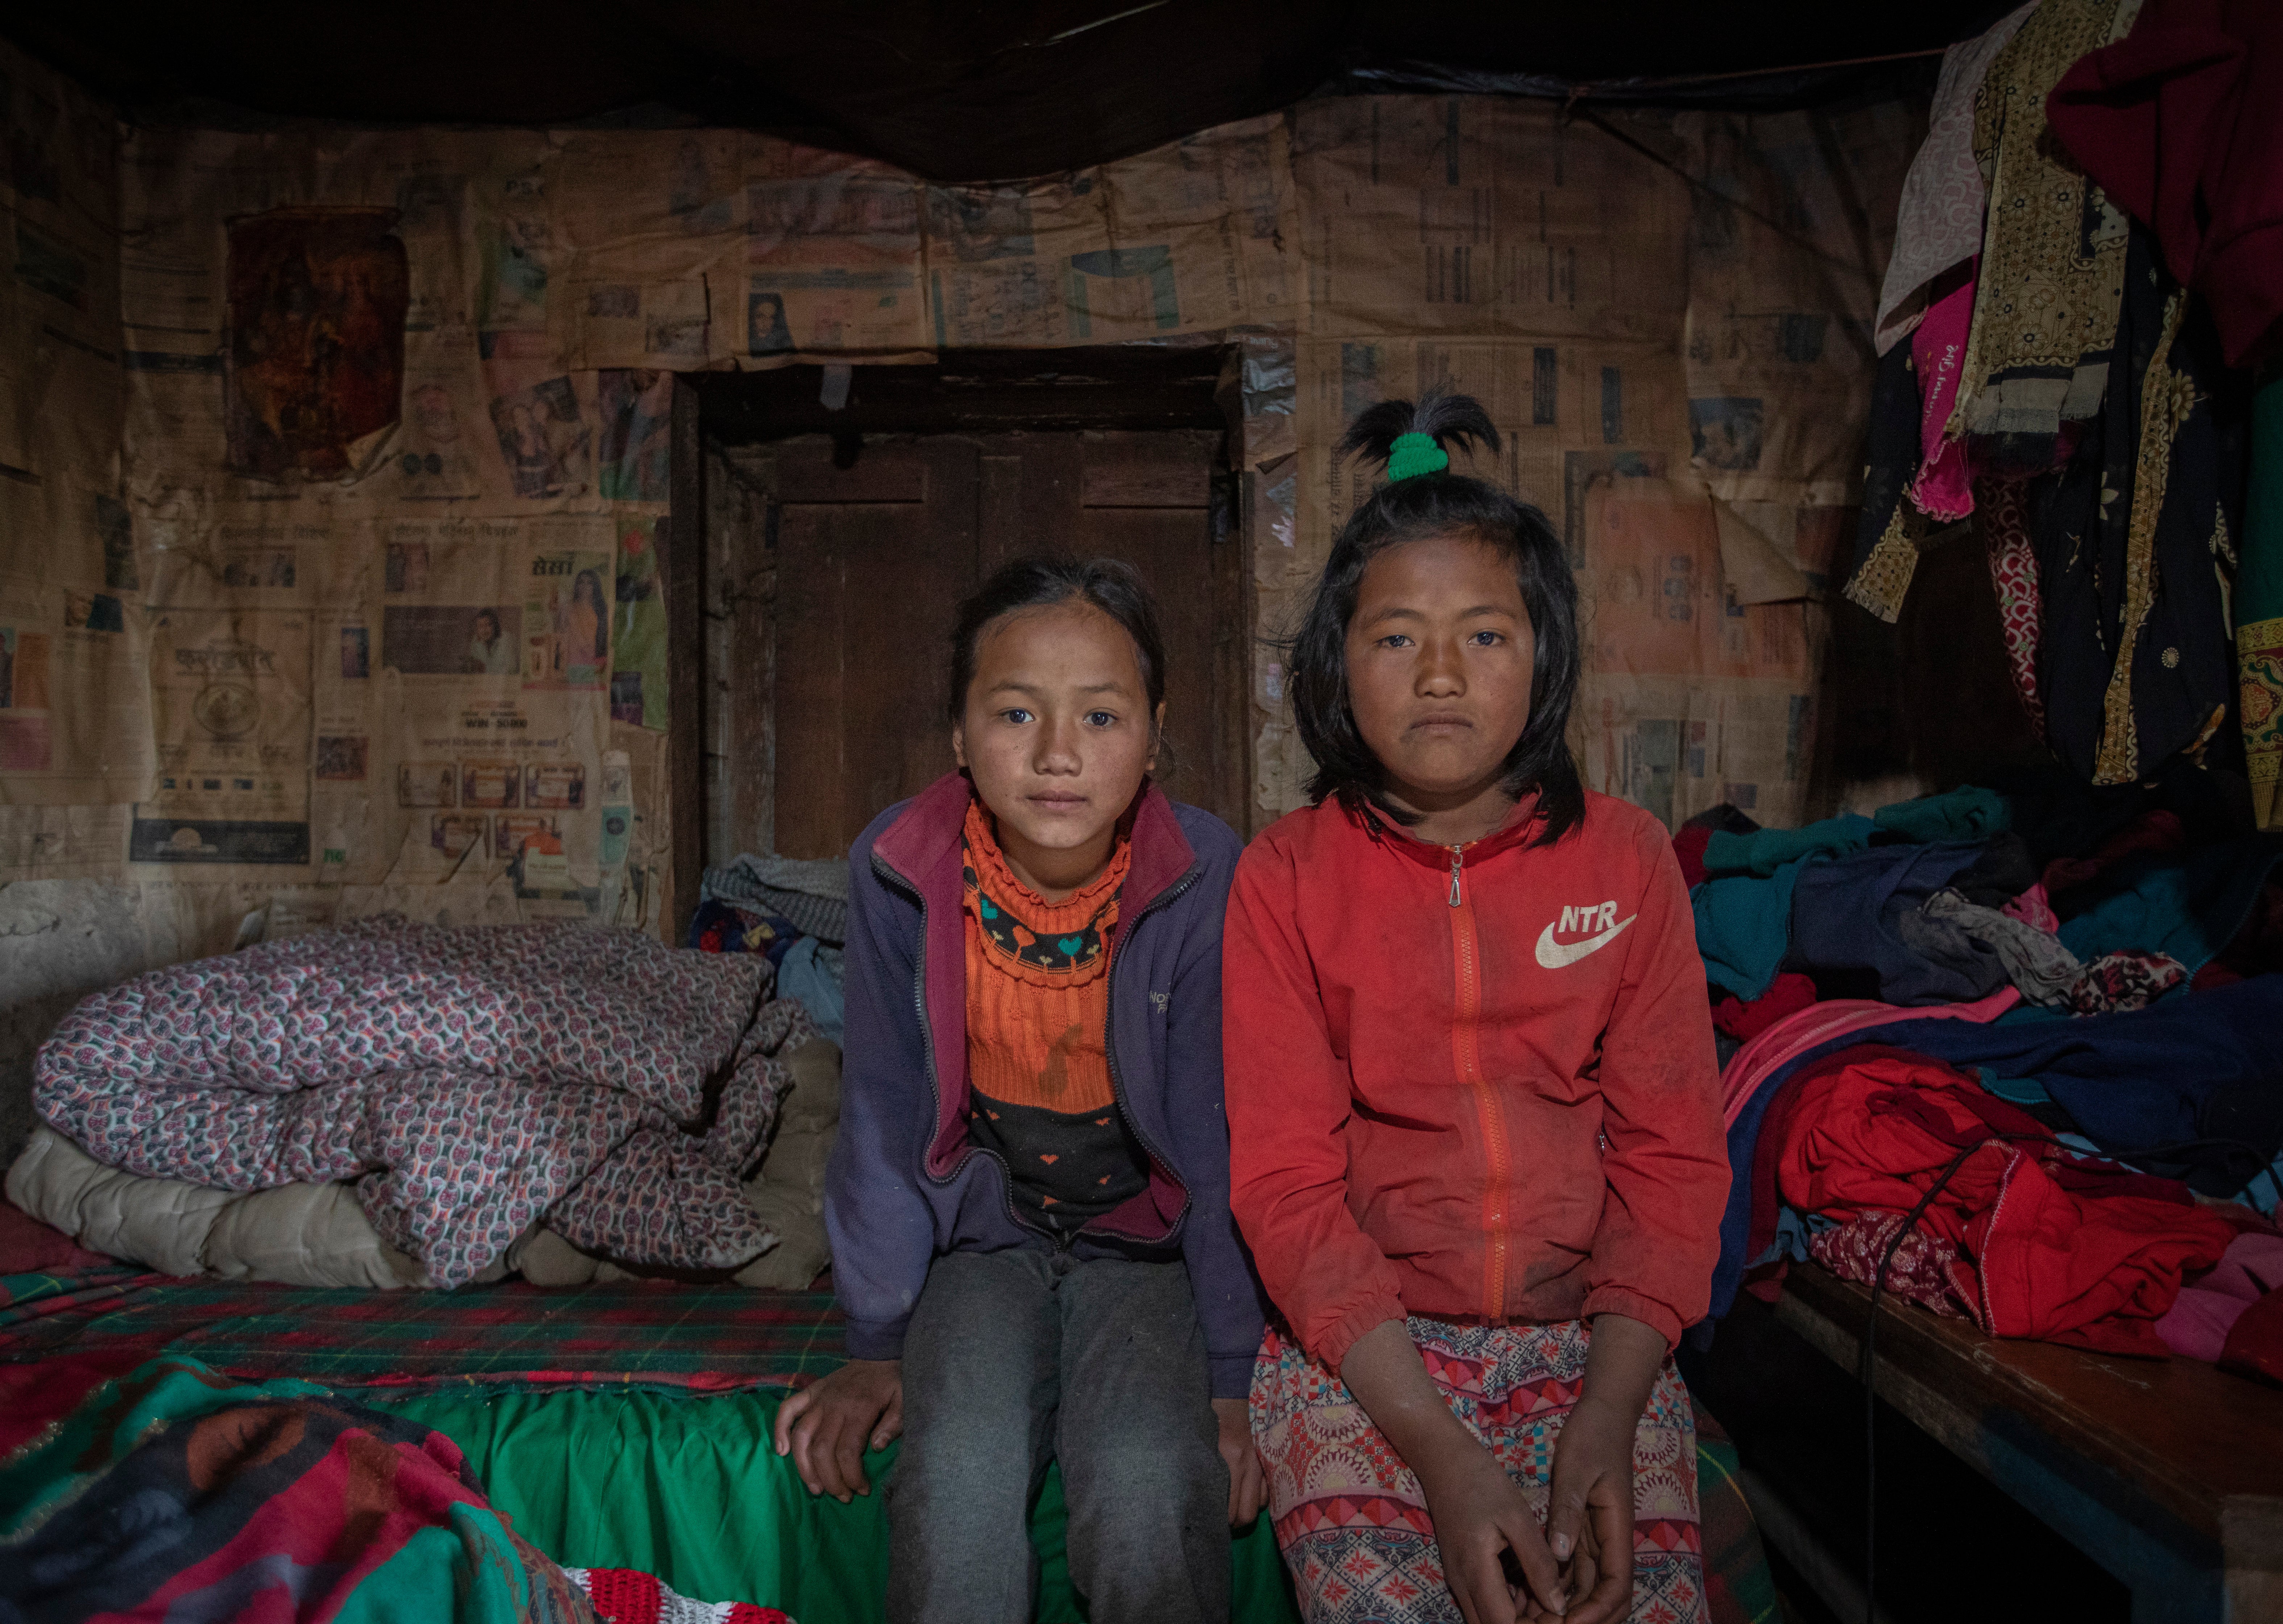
1287, 388, 1584, 845
1335, 390, 1500, 468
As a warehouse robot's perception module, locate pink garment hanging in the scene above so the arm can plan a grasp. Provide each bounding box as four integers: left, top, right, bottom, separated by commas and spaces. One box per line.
1907, 268, 1980, 521
1719, 985, 2021, 1129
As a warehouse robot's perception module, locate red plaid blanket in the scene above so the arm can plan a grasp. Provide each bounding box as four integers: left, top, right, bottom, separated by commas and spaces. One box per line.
0, 1263, 1783, 1624
0, 1264, 846, 1395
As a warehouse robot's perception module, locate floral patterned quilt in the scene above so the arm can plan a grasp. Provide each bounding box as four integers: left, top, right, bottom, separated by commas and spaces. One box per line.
34, 921, 812, 1288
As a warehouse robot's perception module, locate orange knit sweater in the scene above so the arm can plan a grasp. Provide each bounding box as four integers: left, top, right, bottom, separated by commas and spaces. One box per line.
960, 798, 1146, 1229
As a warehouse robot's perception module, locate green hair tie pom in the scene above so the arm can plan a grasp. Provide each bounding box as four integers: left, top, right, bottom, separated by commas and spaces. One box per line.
1385, 432, 1449, 483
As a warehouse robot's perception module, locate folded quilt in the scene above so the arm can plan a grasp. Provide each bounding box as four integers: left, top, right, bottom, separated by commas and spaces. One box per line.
33, 920, 814, 1288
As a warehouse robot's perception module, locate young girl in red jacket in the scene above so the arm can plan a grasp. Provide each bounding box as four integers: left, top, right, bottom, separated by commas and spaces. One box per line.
1223, 393, 1729, 1624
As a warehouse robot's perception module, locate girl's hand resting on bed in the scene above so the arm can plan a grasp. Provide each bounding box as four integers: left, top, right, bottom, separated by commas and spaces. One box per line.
1213, 1397, 1267, 1526
774, 1357, 903, 1501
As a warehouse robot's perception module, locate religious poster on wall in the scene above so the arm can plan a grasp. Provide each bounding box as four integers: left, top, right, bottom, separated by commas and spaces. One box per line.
223, 207, 410, 481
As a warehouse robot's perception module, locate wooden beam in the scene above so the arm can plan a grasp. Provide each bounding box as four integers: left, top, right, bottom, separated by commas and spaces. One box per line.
696, 346, 1229, 443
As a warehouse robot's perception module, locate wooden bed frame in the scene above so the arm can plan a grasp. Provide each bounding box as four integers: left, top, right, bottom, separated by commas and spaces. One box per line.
1777, 1263, 2283, 1623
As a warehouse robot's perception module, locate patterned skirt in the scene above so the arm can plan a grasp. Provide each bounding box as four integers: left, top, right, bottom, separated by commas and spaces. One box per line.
1250, 1317, 1708, 1624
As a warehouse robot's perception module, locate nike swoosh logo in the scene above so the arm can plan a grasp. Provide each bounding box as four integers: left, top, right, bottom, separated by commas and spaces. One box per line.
1534, 915, 1636, 969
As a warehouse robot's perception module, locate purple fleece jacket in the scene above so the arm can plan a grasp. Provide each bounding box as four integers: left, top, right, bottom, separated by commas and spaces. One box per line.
824, 769, 1266, 1399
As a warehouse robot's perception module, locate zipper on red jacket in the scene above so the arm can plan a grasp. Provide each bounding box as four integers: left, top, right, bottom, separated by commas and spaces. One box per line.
1445, 842, 1511, 1323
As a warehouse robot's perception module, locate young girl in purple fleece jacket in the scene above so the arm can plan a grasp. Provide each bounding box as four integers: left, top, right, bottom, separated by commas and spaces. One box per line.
773, 557, 1267, 1624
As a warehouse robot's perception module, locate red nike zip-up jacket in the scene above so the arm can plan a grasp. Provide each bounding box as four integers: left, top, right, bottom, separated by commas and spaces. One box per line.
1223, 789, 1728, 1371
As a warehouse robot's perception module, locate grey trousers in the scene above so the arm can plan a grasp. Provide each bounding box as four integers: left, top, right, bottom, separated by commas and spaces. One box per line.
884, 1247, 1230, 1624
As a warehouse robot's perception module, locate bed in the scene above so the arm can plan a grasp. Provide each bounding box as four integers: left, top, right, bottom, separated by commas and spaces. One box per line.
0, 1252, 1779, 1624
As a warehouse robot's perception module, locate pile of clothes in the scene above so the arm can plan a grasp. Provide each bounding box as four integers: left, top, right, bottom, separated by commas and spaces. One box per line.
694, 852, 849, 1046
1689, 774, 2283, 1373
1855, 0, 2282, 826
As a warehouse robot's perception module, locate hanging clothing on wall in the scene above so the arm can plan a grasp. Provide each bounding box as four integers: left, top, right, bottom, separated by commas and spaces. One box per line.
2047, 0, 2283, 373
1873, 1, 2039, 357
2239, 375, 2283, 829
1952, 0, 2140, 471
1847, 0, 2144, 627
1980, 478, 2051, 731
1842, 341, 1940, 622
2034, 0, 2282, 816
1906, 266, 1982, 521
2029, 228, 2248, 784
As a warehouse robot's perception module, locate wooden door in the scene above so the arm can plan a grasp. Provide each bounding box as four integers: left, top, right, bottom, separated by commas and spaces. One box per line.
974, 430, 1239, 836
762, 428, 1240, 859
770, 440, 975, 859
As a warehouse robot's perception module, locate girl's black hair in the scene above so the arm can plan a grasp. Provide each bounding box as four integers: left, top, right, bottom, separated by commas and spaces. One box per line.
947, 555, 1168, 724
1288, 389, 1584, 845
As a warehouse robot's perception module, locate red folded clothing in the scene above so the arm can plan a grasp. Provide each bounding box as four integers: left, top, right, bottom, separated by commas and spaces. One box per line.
1712, 973, 1819, 1042
1773, 1048, 2239, 1355
1674, 824, 1714, 889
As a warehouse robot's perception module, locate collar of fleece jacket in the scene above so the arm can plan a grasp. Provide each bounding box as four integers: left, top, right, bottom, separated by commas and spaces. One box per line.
868, 768, 1199, 1205
874, 769, 1197, 925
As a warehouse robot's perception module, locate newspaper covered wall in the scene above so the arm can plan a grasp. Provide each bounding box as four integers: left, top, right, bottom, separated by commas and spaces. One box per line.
1268, 96, 1915, 831
2, 82, 1912, 957
6, 106, 1306, 942
536, 113, 1298, 369
0, 40, 136, 876
73, 125, 672, 939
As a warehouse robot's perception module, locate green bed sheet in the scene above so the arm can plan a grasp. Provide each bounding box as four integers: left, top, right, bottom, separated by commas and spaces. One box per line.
362, 1385, 1302, 1624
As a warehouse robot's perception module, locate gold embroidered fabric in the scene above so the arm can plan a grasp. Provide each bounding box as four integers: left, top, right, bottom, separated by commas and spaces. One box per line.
1950, 0, 2137, 446
1841, 504, 1949, 624
2092, 290, 2190, 784
2241, 614, 2283, 829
